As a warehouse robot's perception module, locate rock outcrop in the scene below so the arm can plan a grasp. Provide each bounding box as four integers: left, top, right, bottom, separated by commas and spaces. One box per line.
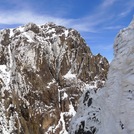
0, 22, 109, 134
69, 19, 134, 134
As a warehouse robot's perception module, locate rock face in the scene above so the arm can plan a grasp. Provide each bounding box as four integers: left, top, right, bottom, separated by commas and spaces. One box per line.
0, 22, 109, 134
69, 19, 134, 134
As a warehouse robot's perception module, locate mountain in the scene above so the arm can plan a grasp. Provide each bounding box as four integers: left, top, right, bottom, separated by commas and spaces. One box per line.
0, 22, 109, 134
69, 19, 134, 134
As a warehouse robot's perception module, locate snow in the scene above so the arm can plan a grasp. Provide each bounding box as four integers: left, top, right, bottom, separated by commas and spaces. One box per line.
26, 48, 36, 68
62, 92, 68, 99
69, 102, 76, 116
22, 32, 34, 42
17, 26, 24, 32
0, 102, 17, 134
59, 113, 68, 134
9, 29, 14, 37
47, 79, 56, 88
99, 57, 103, 64
8, 44, 13, 69
0, 65, 10, 90
53, 112, 68, 134
69, 19, 134, 134
64, 30, 69, 37
64, 70, 76, 79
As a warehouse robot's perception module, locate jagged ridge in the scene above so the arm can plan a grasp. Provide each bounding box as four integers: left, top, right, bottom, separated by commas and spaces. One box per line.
0, 22, 109, 134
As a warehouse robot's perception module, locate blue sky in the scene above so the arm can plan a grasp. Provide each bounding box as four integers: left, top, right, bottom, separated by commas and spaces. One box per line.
0, 0, 133, 61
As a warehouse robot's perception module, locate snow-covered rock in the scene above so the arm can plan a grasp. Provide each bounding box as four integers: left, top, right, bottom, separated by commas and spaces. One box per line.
69, 19, 134, 134
0, 22, 109, 134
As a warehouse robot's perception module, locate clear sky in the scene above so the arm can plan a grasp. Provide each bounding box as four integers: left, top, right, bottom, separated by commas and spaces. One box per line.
0, 0, 133, 61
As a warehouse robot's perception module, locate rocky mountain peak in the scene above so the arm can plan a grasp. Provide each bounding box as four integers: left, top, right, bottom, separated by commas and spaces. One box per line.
0, 22, 109, 134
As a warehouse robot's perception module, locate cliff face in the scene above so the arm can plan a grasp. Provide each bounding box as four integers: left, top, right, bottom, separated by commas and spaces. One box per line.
0, 23, 109, 134
69, 19, 134, 134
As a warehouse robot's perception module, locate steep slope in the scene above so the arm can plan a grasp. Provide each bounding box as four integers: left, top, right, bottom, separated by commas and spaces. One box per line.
0, 22, 109, 134
69, 19, 134, 134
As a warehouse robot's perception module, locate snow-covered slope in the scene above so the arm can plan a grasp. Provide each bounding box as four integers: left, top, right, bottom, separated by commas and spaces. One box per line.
0, 23, 109, 134
69, 19, 134, 134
